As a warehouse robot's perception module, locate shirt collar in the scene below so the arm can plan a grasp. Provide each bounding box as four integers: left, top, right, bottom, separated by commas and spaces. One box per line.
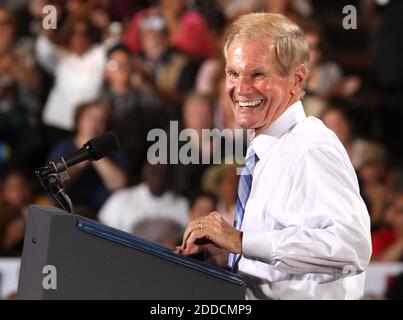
251, 100, 306, 159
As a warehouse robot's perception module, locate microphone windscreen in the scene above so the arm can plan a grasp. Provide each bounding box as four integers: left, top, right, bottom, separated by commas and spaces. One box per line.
86, 131, 120, 160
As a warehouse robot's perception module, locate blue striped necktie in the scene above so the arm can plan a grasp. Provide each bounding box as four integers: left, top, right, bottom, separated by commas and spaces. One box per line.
228, 147, 259, 272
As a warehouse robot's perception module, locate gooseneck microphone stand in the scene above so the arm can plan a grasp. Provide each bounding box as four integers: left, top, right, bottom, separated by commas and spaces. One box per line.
35, 165, 74, 214
33, 131, 120, 215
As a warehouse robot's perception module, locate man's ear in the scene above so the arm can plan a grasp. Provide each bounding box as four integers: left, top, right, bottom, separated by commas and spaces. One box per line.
290, 64, 308, 96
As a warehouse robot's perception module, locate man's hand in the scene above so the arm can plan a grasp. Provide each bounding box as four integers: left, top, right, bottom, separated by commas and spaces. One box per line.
179, 211, 242, 256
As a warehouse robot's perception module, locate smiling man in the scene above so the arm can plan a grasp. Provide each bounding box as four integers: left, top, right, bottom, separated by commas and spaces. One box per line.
178, 13, 371, 300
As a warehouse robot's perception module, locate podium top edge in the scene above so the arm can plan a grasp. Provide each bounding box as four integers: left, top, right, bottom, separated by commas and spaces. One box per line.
75, 216, 245, 286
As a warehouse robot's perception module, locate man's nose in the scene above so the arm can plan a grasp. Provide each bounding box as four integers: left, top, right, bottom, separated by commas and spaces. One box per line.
236, 75, 253, 95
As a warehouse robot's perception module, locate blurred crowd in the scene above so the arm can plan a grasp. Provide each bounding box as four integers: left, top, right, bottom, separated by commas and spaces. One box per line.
0, 0, 402, 299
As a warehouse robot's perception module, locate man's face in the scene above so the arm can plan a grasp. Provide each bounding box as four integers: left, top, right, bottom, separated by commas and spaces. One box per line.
69, 22, 91, 55
78, 104, 107, 138
145, 163, 170, 197
3, 174, 31, 208
225, 39, 296, 134
141, 29, 168, 62
105, 50, 132, 84
322, 108, 351, 146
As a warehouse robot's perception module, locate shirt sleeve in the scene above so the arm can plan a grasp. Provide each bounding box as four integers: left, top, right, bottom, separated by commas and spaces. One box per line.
35, 35, 60, 74
242, 144, 372, 276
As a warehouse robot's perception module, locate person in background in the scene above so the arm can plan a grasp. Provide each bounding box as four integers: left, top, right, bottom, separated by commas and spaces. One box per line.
99, 161, 189, 233
356, 155, 395, 229
374, 0, 403, 162
64, 0, 98, 18
202, 163, 238, 225
299, 20, 361, 118
320, 103, 392, 227
35, 15, 116, 139
187, 188, 228, 266
65, 0, 114, 39
0, 167, 51, 256
371, 187, 403, 262
217, 0, 260, 22
172, 92, 219, 197
188, 190, 218, 222
132, 217, 184, 250
210, 69, 238, 131
194, 21, 226, 96
0, 6, 41, 152
107, 0, 140, 24
214, 165, 238, 225
47, 100, 128, 216
132, 14, 198, 110
303, 20, 361, 99
320, 101, 387, 170
102, 43, 167, 181
0, 168, 31, 256
123, 0, 214, 60
103, 44, 165, 117
218, 0, 314, 22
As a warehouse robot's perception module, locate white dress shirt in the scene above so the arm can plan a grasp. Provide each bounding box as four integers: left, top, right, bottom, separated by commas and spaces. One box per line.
98, 183, 189, 233
238, 100, 372, 300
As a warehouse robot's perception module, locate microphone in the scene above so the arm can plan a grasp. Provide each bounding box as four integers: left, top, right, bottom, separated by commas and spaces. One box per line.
37, 131, 120, 177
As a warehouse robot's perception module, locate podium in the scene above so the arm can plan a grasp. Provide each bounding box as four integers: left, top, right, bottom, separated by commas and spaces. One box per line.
17, 205, 245, 299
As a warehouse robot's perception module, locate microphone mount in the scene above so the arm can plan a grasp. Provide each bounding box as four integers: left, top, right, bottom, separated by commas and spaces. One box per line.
36, 158, 69, 178
35, 131, 120, 214
36, 165, 74, 214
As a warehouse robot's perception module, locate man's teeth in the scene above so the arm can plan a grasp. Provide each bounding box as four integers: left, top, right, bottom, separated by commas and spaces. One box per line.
238, 100, 263, 107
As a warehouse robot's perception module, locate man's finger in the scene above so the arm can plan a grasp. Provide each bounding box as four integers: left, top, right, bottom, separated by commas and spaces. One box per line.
184, 229, 211, 254
181, 221, 196, 250
182, 243, 200, 256
182, 218, 207, 250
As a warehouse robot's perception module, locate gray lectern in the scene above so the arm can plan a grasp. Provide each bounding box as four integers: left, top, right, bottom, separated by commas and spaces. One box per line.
17, 205, 245, 300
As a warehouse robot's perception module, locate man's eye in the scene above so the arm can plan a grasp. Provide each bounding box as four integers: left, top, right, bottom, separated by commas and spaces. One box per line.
252, 72, 265, 78
227, 70, 238, 78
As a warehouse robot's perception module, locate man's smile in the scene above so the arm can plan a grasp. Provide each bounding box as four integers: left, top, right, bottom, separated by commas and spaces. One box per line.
234, 98, 266, 109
